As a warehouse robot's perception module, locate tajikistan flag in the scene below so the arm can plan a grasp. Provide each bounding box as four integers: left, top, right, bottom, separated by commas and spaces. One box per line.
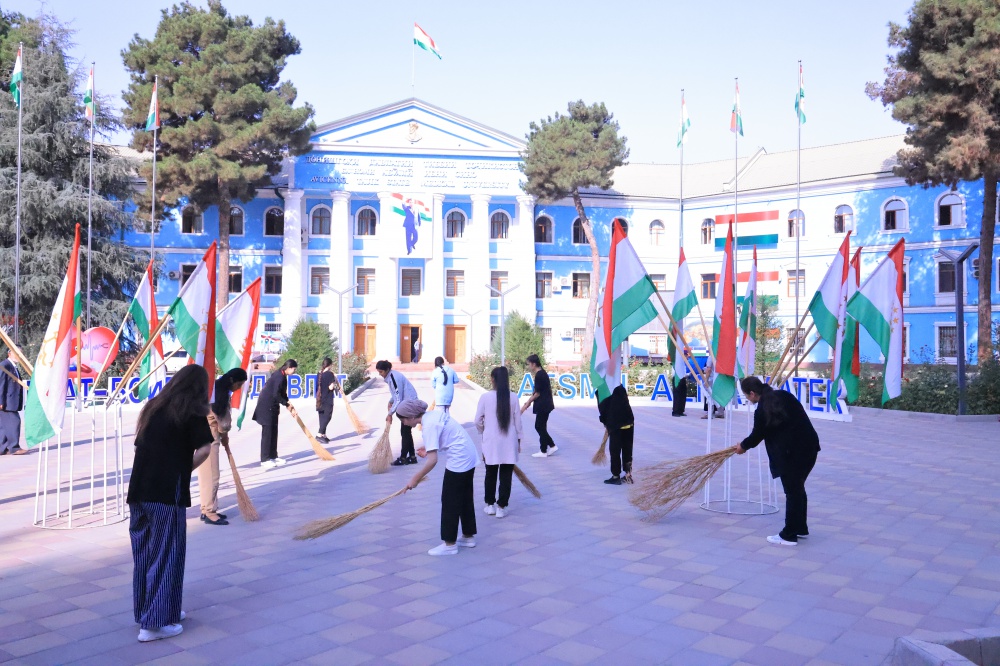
145, 78, 159, 131
84, 65, 95, 123
390, 193, 431, 222
807, 232, 851, 389
712, 222, 738, 406
24, 225, 82, 447
128, 261, 165, 401
668, 248, 698, 387
846, 239, 905, 404
590, 220, 659, 403
737, 246, 758, 378
9, 44, 22, 107
217, 277, 261, 419
730, 81, 743, 136
677, 92, 691, 148
168, 242, 217, 391
414, 23, 442, 59
795, 62, 806, 124
839, 247, 863, 402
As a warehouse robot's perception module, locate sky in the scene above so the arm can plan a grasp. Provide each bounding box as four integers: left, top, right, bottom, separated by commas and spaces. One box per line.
10, 0, 914, 164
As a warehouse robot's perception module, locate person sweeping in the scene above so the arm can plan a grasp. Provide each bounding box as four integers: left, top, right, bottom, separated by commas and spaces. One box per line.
253, 359, 298, 469
475, 366, 522, 518
736, 376, 821, 546
198, 368, 247, 525
598, 384, 634, 486
375, 360, 419, 466
316, 357, 337, 443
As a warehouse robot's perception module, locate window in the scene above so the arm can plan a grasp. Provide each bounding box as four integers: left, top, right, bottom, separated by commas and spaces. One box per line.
938, 325, 958, 359
310, 267, 330, 295
311, 207, 331, 235
788, 210, 804, 237
614, 218, 629, 235
572, 218, 587, 244
356, 208, 377, 236
229, 207, 244, 236
787, 327, 806, 356
572, 273, 590, 299
883, 198, 907, 231
701, 219, 714, 245
536, 272, 553, 298
264, 322, 281, 333
833, 204, 853, 234
264, 207, 284, 236
902, 260, 910, 295
180, 264, 196, 286
401, 268, 421, 296
787, 269, 805, 298
542, 328, 552, 354
938, 261, 956, 293
446, 210, 466, 239
490, 212, 509, 240
356, 267, 375, 295
535, 216, 553, 243
490, 271, 509, 294
181, 208, 203, 234
490, 326, 500, 344
701, 273, 717, 299
649, 335, 667, 355
264, 266, 282, 294
937, 192, 963, 227
228, 266, 242, 293
649, 220, 665, 245
650, 274, 667, 292
903, 323, 910, 362
446, 270, 465, 297
573, 328, 586, 354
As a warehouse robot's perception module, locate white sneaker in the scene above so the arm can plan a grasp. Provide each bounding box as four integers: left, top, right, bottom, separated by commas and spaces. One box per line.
138, 624, 183, 642
179, 611, 186, 621
767, 534, 798, 547
484, 504, 496, 515
547, 446, 558, 455
260, 460, 276, 470
531, 452, 548, 458
428, 543, 459, 556
496, 506, 507, 518
274, 457, 287, 466
457, 536, 476, 548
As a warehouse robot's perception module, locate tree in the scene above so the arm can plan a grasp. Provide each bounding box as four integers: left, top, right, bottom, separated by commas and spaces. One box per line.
276, 319, 338, 378
521, 101, 629, 364
121, 0, 315, 307
0, 12, 146, 356
490, 310, 546, 375
866, 0, 1000, 364
754, 296, 784, 379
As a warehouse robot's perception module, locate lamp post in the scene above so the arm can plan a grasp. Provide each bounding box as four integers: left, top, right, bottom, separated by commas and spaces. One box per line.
325, 284, 357, 375
486, 283, 519, 367
950, 243, 978, 416
461, 308, 481, 359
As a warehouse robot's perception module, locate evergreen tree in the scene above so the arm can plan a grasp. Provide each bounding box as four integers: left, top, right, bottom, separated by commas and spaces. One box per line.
276, 319, 338, 378
121, 0, 315, 307
866, 0, 1000, 364
0, 12, 145, 356
490, 310, 546, 375
754, 296, 783, 379
520, 101, 629, 365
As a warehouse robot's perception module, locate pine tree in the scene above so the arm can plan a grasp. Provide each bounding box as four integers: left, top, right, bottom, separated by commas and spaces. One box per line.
121, 0, 315, 307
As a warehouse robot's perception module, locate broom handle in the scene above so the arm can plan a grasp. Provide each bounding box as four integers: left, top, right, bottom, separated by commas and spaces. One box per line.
770, 320, 814, 387
133, 347, 181, 388
0, 325, 33, 376
773, 335, 821, 388
105, 313, 172, 408
0, 364, 26, 389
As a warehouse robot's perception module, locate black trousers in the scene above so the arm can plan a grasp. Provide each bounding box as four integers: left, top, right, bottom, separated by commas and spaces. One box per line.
609, 427, 634, 477
534, 411, 555, 452
779, 450, 817, 541
317, 409, 332, 436
484, 464, 514, 508
400, 424, 415, 459
259, 421, 278, 462
672, 377, 688, 415
441, 468, 477, 543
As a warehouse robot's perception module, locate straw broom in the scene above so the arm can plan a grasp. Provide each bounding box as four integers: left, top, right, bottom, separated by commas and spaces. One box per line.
591, 429, 609, 466
367, 426, 393, 474
330, 375, 367, 435
222, 443, 259, 521
287, 407, 335, 461
294, 478, 426, 540
628, 446, 737, 518
513, 465, 541, 498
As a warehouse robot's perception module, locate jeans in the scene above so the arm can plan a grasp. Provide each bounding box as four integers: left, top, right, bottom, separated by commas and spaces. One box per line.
779, 450, 817, 541
535, 411, 555, 452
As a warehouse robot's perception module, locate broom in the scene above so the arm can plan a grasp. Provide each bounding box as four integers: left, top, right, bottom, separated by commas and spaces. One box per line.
628, 446, 737, 518
513, 465, 541, 498
286, 406, 335, 461
294, 478, 426, 540
591, 429, 609, 466
222, 442, 259, 521
331, 375, 367, 435
367, 426, 393, 474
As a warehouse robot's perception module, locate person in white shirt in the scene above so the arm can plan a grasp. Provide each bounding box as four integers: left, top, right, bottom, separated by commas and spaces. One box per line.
399, 399, 478, 556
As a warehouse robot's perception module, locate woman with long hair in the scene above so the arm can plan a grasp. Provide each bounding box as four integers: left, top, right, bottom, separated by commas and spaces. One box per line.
128, 365, 214, 642
253, 359, 299, 469
316, 357, 337, 443
520, 354, 558, 457
475, 366, 522, 518
430, 356, 458, 413
197, 368, 248, 525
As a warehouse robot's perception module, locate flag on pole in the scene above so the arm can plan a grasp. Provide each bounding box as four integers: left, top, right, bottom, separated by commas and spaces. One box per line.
591, 220, 659, 403
9, 44, 23, 107
84, 66, 95, 123
807, 232, 851, 387
414, 23, 442, 59
667, 248, 698, 387
795, 62, 806, 124
128, 261, 165, 401
737, 246, 758, 378
846, 240, 905, 404
145, 79, 159, 131
839, 247, 863, 401
167, 242, 217, 392
730, 81, 743, 136
216, 277, 261, 413
711, 222, 738, 406
24, 225, 82, 447
677, 92, 691, 148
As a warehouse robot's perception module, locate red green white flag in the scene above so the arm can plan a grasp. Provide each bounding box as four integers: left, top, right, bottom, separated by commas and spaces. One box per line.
840, 247, 863, 401
390, 193, 431, 222
9, 45, 22, 107
668, 248, 698, 387
128, 261, 165, 401
145, 79, 159, 131
737, 246, 758, 378
84, 66, 95, 123
795, 62, 806, 124
216, 277, 261, 423
167, 242, 217, 393
807, 232, 851, 388
730, 81, 743, 136
414, 23, 442, 59
711, 222, 737, 406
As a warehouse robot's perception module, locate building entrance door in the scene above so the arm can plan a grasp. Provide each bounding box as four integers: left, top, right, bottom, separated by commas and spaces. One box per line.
399, 325, 422, 363
444, 325, 467, 364
354, 324, 376, 358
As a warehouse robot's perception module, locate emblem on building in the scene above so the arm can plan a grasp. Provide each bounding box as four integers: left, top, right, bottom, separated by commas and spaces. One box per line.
407, 121, 422, 143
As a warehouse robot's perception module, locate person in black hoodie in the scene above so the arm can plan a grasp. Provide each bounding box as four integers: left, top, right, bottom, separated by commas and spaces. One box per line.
737, 376, 821, 546
598, 384, 634, 485
520, 354, 557, 457
253, 359, 298, 469
316, 357, 337, 443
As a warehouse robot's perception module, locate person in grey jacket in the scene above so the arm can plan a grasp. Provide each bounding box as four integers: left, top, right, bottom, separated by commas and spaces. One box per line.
376, 360, 419, 465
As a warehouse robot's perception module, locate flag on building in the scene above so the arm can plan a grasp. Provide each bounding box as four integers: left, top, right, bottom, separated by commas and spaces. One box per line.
839, 247, 863, 402
730, 81, 743, 136
668, 248, 698, 387
128, 261, 165, 401
795, 62, 806, 124
9, 44, 22, 107
807, 232, 851, 388
414, 23, 442, 59
390, 193, 431, 222
846, 239, 905, 404
167, 242, 217, 392
737, 246, 758, 378
24, 225, 82, 447
712, 222, 738, 406
145, 79, 159, 131
216, 277, 261, 413
677, 92, 691, 148
591, 219, 659, 403
84, 66, 95, 123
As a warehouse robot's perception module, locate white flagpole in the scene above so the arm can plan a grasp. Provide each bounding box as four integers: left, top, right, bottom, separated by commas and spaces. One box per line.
87, 62, 95, 329
411, 22, 415, 93
794, 61, 802, 377
14, 42, 23, 345
149, 75, 157, 261
732, 78, 739, 408
678, 89, 685, 357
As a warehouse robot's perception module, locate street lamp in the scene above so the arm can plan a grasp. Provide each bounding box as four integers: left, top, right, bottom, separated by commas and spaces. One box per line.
325, 284, 357, 375
460, 308, 481, 358
486, 283, 519, 367
948, 244, 979, 416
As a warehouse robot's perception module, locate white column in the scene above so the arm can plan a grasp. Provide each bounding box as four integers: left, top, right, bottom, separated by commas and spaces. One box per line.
375, 192, 399, 361
330, 191, 352, 350
469, 194, 492, 355
280, 189, 305, 334
423, 193, 446, 360
513, 195, 538, 325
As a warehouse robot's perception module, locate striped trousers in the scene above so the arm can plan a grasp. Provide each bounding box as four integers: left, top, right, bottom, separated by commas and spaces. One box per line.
130, 501, 186, 629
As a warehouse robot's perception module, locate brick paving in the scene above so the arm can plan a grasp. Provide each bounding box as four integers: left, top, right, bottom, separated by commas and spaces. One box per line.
0, 374, 998, 665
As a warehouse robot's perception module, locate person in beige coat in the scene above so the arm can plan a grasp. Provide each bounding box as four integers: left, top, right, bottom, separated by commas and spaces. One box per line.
199, 368, 247, 525
475, 366, 522, 518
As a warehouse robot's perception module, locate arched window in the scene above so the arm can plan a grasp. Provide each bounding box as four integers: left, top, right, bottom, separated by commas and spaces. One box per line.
534, 215, 553, 243
572, 218, 586, 244
701, 219, 714, 245
356, 207, 377, 236
834, 205, 853, 234
788, 210, 804, 237
181, 207, 203, 234
228, 206, 244, 235
937, 192, 963, 227
490, 211, 510, 240
264, 207, 284, 236
649, 220, 665, 246
883, 198, 908, 231
446, 210, 466, 239
311, 207, 331, 235
614, 217, 628, 235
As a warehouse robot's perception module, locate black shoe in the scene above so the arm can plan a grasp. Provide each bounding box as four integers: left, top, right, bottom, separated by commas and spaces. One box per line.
391, 457, 408, 466
216, 512, 227, 520
672, 413, 686, 417
202, 513, 229, 525
406, 456, 418, 465
604, 476, 622, 485
317, 434, 329, 443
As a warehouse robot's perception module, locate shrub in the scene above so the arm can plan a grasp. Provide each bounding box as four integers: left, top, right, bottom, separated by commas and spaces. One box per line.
468, 352, 521, 391
340, 352, 369, 395
276, 319, 338, 377
967, 357, 1000, 415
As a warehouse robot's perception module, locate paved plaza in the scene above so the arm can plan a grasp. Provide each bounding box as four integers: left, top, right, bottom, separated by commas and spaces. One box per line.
0, 374, 998, 665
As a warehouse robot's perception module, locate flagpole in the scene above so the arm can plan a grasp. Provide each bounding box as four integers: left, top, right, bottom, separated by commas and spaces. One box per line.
150, 75, 157, 261
87, 63, 95, 329
794, 60, 802, 378
411, 23, 415, 94
14, 42, 23, 345
732, 78, 739, 401
678, 89, 685, 358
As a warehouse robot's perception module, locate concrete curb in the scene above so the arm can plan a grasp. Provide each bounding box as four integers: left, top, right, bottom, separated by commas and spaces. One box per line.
852, 406, 1000, 422
891, 627, 1000, 665
346, 377, 377, 400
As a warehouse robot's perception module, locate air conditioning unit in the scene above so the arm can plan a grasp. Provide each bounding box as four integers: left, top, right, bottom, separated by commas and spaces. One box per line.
559, 276, 570, 288
972, 258, 980, 280
300, 228, 308, 248
561, 329, 572, 339
168, 270, 179, 280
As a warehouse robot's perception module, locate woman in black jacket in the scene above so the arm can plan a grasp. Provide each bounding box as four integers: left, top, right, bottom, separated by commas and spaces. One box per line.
598, 384, 634, 485
316, 357, 337, 443
253, 359, 298, 469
